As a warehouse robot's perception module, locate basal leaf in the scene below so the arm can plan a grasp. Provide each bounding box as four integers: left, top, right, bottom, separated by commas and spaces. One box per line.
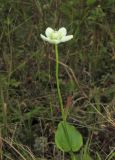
55, 121, 83, 152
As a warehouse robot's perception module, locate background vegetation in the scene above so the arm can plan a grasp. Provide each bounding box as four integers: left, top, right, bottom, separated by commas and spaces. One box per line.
0, 0, 115, 159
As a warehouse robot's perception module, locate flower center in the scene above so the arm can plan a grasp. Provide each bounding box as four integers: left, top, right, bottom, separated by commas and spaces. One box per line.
50, 31, 62, 40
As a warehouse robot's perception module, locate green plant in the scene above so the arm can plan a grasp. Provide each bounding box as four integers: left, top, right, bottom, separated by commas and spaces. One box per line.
41, 27, 83, 160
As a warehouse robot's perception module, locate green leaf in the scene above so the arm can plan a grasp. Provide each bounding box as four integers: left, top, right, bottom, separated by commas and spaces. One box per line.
87, 0, 96, 5
96, 152, 102, 160
80, 143, 92, 160
82, 152, 92, 160
55, 121, 83, 152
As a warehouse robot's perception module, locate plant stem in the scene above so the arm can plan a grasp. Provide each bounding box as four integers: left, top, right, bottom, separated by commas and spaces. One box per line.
55, 44, 76, 160
55, 44, 65, 121
70, 152, 77, 160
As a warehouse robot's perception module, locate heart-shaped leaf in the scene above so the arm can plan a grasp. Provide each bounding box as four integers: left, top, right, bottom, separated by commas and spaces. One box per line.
55, 121, 83, 152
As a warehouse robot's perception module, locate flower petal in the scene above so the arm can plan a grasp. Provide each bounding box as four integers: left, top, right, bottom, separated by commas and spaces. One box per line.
40, 34, 49, 42
45, 27, 54, 37
40, 34, 60, 44
47, 39, 60, 44
58, 27, 67, 36
60, 35, 73, 42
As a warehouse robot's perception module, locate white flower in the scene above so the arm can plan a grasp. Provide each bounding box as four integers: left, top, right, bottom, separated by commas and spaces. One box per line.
40, 27, 73, 44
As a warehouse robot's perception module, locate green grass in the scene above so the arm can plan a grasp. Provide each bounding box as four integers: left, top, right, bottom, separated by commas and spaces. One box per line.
0, 0, 115, 159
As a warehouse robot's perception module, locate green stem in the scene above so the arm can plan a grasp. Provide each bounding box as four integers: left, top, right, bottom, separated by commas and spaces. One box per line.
55, 44, 76, 160
70, 152, 77, 160
55, 44, 65, 121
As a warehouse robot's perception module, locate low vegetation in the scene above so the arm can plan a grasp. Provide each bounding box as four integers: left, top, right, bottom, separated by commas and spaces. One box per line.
0, 0, 115, 159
